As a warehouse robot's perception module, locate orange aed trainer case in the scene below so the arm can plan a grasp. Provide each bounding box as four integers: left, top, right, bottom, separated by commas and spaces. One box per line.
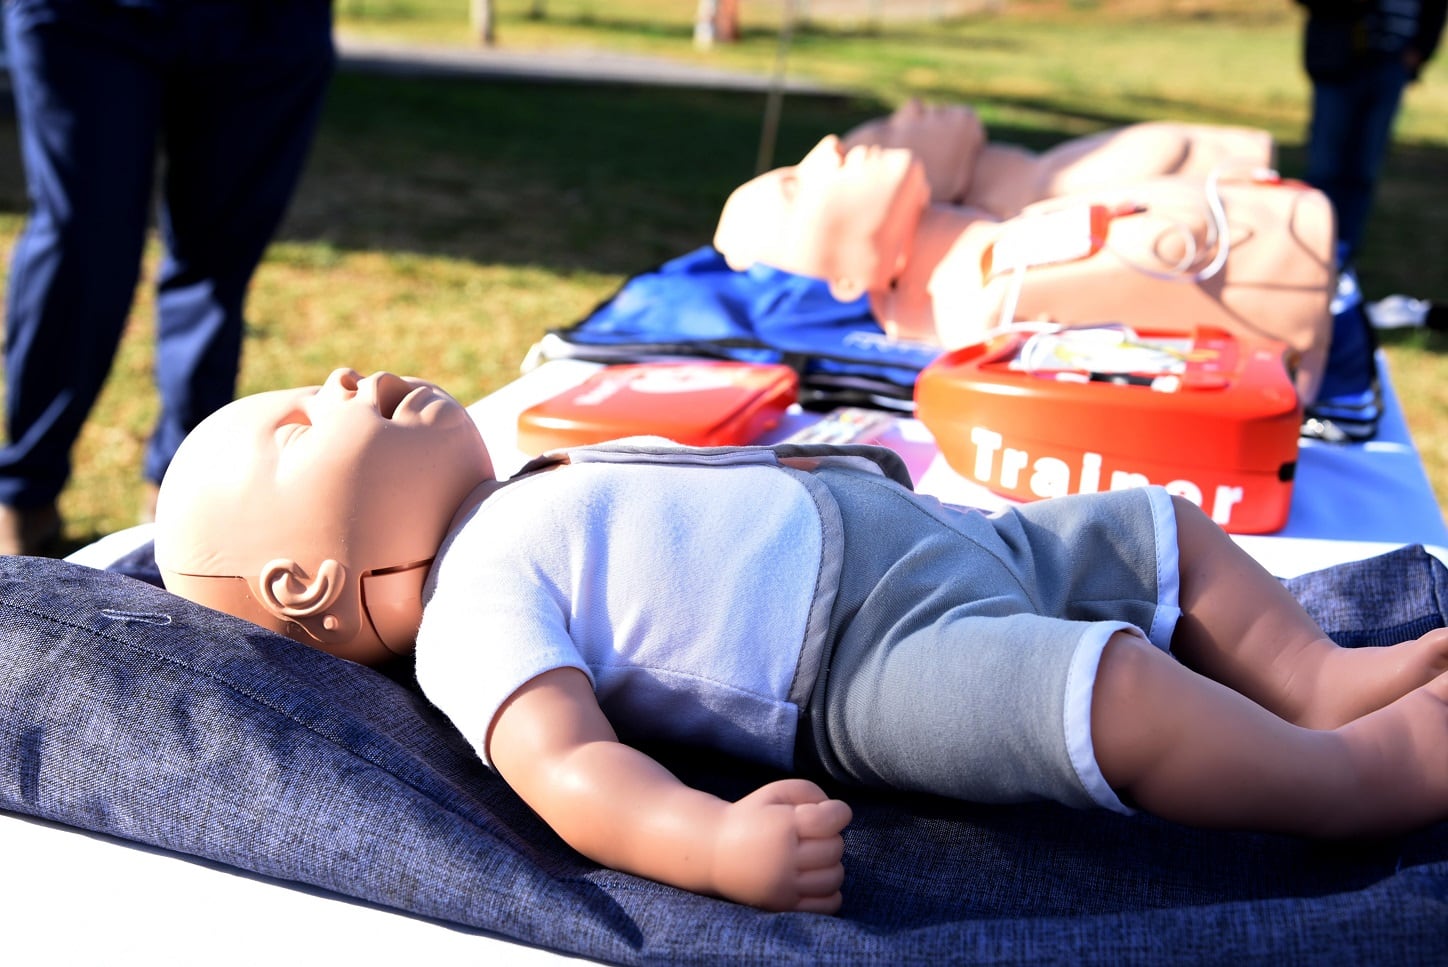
517, 361, 798, 454
914, 325, 1302, 534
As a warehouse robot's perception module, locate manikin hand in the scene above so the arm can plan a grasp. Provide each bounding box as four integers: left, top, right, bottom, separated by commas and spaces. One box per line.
487, 668, 853, 913
713, 779, 852, 913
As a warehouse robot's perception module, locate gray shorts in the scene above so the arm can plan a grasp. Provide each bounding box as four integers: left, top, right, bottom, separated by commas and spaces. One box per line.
800, 469, 1181, 813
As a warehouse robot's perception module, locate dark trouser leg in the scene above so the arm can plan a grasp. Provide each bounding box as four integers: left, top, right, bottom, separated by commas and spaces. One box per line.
1305, 60, 1408, 263
0, 3, 162, 507
147, 0, 334, 485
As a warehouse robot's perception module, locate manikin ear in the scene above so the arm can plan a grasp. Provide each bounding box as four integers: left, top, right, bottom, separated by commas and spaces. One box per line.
256, 558, 355, 642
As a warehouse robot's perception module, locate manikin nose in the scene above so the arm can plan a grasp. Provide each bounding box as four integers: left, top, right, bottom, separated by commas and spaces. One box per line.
323, 367, 363, 392
320, 368, 409, 413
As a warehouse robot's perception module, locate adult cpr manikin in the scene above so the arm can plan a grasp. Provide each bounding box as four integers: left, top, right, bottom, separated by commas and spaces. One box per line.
714, 130, 1335, 402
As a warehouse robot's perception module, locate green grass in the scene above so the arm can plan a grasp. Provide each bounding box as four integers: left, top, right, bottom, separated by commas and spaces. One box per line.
1, 0, 1445, 547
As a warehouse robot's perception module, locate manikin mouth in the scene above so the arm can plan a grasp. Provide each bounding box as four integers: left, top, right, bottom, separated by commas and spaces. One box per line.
371, 373, 415, 420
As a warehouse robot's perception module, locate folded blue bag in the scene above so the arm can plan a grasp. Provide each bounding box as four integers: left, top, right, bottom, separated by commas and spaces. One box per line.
537, 245, 943, 410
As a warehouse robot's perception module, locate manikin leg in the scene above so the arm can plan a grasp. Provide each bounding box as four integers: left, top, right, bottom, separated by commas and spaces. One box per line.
1092, 629, 1448, 836
1167, 496, 1448, 729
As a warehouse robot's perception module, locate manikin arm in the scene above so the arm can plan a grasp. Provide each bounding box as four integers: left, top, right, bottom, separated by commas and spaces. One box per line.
487, 668, 852, 913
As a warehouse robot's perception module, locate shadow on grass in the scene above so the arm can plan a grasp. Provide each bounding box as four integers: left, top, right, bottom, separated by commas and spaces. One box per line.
1376, 326, 1448, 356
269, 70, 889, 274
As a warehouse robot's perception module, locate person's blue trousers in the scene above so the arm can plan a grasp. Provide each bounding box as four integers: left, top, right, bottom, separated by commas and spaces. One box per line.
1305, 56, 1410, 265
0, 0, 334, 507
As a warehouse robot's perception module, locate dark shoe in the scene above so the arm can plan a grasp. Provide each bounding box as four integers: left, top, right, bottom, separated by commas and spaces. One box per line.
0, 501, 62, 556
1427, 303, 1447, 333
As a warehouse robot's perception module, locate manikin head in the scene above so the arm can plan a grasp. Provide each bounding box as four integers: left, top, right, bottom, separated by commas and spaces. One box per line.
713, 134, 931, 301
154, 368, 494, 666
841, 99, 986, 205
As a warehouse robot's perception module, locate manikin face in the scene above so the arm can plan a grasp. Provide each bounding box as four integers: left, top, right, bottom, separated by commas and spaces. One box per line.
156, 369, 494, 665
842, 99, 985, 203
714, 134, 930, 300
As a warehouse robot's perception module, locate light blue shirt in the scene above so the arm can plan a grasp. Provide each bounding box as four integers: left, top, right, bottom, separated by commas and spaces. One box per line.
416, 443, 867, 771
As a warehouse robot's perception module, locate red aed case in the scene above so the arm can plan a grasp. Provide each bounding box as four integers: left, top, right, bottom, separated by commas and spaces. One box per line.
517, 361, 798, 454
914, 325, 1302, 534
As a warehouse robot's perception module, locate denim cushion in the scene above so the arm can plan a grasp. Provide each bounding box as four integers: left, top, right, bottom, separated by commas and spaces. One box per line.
1284, 542, 1448, 647
2, 548, 1447, 964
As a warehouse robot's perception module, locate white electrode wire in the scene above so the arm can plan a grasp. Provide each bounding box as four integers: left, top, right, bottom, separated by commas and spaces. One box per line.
976, 162, 1275, 341
1097, 184, 1214, 281
993, 260, 1028, 334
1102, 162, 1276, 284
